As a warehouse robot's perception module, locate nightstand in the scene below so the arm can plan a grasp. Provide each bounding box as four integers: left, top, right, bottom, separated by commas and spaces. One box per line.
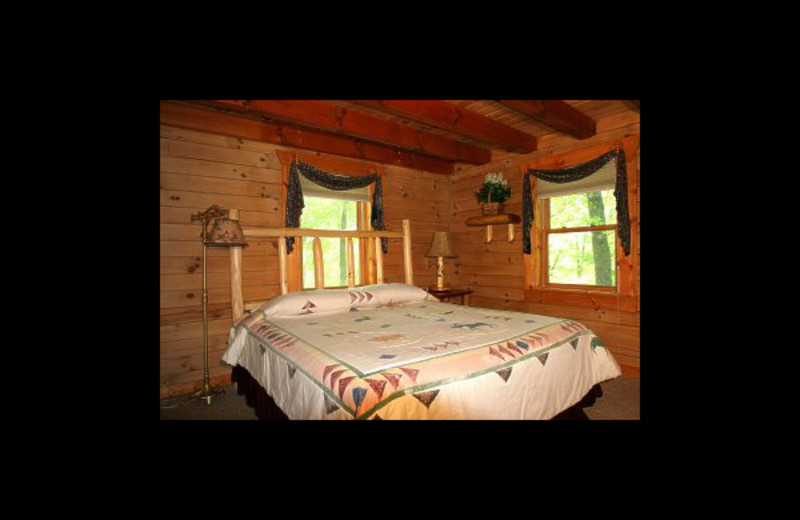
425, 287, 474, 306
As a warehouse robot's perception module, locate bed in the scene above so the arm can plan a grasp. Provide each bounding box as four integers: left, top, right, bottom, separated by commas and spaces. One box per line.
220, 216, 621, 420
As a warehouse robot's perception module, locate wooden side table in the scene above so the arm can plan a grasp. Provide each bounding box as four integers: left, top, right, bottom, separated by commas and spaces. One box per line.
426, 287, 474, 306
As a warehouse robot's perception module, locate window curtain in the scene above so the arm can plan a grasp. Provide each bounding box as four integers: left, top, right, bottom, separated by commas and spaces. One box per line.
522, 147, 630, 256
285, 159, 387, 254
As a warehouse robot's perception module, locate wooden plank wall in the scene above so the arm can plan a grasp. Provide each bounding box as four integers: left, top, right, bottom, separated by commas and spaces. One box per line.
449, 111, 641, 375
160, 124, 448, 398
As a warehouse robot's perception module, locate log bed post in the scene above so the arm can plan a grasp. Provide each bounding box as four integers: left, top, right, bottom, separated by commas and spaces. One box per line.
278, 236, 289, 295
375, 236, 384, 284
313, 237, 325, 290
402, 219, 413, 285
236, 222, 411, 310
229, 209, 245, 322
346, 237, 355, 288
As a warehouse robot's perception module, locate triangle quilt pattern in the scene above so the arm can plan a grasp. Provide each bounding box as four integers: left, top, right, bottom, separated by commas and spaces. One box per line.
324, 395, 339, 415
381, 372, 403, 389
536, 352, 549, 366
301, 301, 317, 314
399, 367, 419, 384
338, 376, 355, 400
413, 389, 440, 409
364, 378, 387, 400
496, 367, 513, 383
352, 387, 367, 409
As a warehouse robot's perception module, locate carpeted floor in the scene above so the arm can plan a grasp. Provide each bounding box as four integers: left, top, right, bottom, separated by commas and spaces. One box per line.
160, 376, 639, 420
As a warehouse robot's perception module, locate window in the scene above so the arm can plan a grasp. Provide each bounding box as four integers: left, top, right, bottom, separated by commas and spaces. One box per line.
543, 189, 617, 289
300, 196, 363, 289
524, 137, 639, 312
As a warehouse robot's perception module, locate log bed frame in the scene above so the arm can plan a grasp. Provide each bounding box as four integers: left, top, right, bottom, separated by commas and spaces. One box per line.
225, 210, 600, 420
228, 210, 412, 323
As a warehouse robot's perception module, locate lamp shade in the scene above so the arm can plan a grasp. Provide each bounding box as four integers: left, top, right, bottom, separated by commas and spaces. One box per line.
206, 218, 248, 247
426, 231, 456, 258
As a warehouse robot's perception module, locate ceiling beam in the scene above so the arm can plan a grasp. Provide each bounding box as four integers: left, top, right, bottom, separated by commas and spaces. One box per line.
190, 100, 491, 166
349, 100, 537, 154
497, 100, 596, 139
622, 100, 640, 112
160, 101, 454, 175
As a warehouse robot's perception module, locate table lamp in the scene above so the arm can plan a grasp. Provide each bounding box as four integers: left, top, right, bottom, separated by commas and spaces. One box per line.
425, 231, 457, 290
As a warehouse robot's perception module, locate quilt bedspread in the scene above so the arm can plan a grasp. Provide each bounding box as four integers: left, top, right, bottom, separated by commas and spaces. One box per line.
223, 300, 621, 420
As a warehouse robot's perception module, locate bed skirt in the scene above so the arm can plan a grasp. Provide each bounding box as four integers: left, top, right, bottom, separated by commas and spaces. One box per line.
231, 365, 602, 420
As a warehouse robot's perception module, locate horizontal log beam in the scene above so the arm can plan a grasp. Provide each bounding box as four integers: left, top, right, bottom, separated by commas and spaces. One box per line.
349, 100, 538, 154
160, 101, 454, 175
623, 100, 640, 112
191, 100, 491, 165
497, 100, 596, 139
242, 227, 405, 239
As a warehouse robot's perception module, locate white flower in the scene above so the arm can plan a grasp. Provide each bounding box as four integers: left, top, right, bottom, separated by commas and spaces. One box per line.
483, 172, 507, 186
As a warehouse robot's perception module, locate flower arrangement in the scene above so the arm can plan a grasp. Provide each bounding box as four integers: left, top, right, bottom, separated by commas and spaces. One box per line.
475, 172, 511, 214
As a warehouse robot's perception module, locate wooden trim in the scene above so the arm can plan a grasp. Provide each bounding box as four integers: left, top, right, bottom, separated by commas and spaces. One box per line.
160, 101, 453, 174
544, 283, 617, 293
546, 224, 616, 234
276, 151, 302, 293
276, 149, 386, 178
349, 100, 538, 154
193, 100, 491, 165
525, 288, 638, 312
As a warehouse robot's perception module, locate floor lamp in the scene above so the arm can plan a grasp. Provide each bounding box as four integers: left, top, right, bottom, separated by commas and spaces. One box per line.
190, 204, 248, 405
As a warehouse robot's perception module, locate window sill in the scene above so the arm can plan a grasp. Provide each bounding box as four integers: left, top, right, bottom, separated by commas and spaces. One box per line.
524, 287, 637, 312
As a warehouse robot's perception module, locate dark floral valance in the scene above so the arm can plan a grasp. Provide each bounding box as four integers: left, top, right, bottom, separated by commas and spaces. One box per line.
522, 147, 630, 256
285, 159, 387, 253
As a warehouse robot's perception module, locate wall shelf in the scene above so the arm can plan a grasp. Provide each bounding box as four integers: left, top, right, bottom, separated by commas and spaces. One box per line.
465, 213, 521, 243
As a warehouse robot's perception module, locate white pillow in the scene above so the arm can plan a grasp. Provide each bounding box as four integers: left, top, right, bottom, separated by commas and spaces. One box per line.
257, 288, 352, 317
256, 284, 434, 318
360, 283, 436, 306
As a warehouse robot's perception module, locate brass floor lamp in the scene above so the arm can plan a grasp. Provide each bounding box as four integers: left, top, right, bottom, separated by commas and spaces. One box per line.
190, 204, 247, 405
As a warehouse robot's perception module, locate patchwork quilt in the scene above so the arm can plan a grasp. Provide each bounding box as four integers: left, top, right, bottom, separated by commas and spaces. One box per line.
223, 285, 621, 420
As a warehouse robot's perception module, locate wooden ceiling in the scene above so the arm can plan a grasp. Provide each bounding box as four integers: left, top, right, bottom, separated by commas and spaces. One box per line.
160, 99, 640, 175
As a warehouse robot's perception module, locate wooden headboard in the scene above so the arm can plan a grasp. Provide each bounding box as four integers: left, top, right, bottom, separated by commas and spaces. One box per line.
228, 209, 413, 321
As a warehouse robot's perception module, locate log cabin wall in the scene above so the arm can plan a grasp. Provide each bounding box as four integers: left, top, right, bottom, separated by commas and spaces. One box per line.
159, 124, 449, 398
448, 111, 640, 375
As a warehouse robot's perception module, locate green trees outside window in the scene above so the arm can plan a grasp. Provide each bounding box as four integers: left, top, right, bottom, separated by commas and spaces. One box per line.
547, 189, 616, 287
300, 196, 361, 289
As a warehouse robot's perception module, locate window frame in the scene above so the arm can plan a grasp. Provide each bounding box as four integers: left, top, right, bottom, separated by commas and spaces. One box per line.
541, 191, 618, 293
298, 196, 371, 290
522, 136, 639, 312
277, 151, 384, 293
